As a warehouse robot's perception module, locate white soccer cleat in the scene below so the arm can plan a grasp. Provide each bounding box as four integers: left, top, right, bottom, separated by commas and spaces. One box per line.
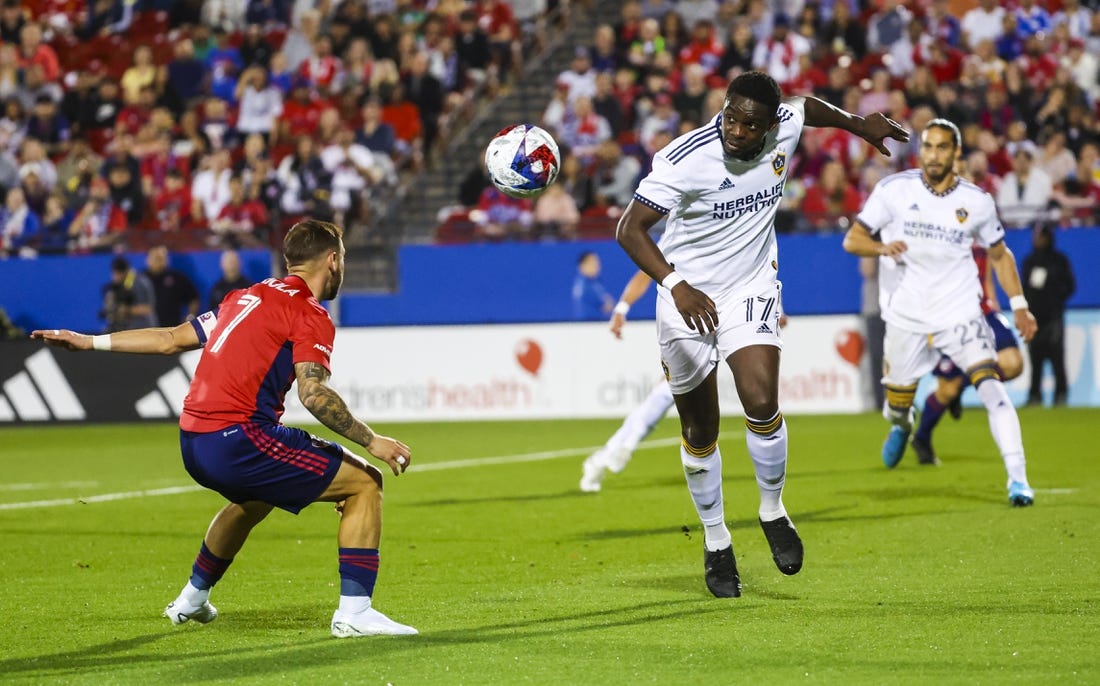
605, 446, 634, 474
579, 452, 608, 492
163, 599, 218, 626
331, 608, 418, 637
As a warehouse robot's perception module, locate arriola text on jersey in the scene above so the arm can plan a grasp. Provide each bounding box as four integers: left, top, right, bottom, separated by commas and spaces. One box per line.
711, 180, 784, 220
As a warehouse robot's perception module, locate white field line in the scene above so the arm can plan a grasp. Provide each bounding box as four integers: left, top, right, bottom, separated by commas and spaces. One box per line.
0, 480, 100, 491
1, 435, 1078, 510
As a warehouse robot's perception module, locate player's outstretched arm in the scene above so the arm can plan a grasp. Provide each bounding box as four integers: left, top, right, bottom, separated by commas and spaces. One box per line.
987, 241, 1038, 343
30, 321, 201, 355
617, 200, 717, 333
609, 270, 654, 338
842, 221, 907, 258
799, 96, 909, 156
295, 361, 410, 475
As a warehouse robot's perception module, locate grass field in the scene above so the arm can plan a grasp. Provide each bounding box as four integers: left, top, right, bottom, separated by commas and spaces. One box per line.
1, 409, 1097, 685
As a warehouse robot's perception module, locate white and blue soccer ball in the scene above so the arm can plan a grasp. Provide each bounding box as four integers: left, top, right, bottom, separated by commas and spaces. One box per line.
485, 124, 561, 199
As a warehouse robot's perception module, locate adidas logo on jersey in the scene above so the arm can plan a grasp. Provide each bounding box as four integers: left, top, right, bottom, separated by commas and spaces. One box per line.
756, 323, 772, 334
718, 177, 734, 190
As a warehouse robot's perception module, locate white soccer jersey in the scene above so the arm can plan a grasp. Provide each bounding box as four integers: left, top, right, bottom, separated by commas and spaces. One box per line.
634, 98, 806, 302
856, 169, 1005, 332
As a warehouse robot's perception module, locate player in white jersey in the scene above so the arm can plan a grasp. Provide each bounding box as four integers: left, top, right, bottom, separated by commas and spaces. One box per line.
580, 270, 676, 493
842, 119, 1039, 507
616, 71, 908, 597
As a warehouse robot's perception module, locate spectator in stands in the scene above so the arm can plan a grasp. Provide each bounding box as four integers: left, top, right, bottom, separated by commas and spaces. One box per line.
192, 149, 234, 226
453, 10, 492, 90
100, 255, 156, 332
80, 0, 134, 38
89, 78, 124, 132
962, 150, 1002, 196
996, 13, 1026, 62
0, 0, 24, 45
205, 29, 244, 104
822, 2, 865, 59
0, 143, 16, 192
614, 1, 645, 57
155, 168, 193, 233
867, 0, 911, 54
556, 150, 591, 213
718, 19, 755, 79
801, 159, 862, 231
107, 164, 144, 225
1036, 129, 1077, 187
403, 51, 445, 160
753, 13, 810, 88
117, 85, 157, 137
474, 0, 520, 75
167, 39, 207, 109
590, 25, 618, 74
280, 78, 326, 142
961, 0, 1005, 50
211, 174, 269, 248
140, 131, 189, 200
199, 97, 239, 152
19, 137, 56, 191
144, 245, 199, 326
322, 127, 389, 225
38, 193, 72, 254
17, 23, 59, 84
473, 185, 532, 241
627, 18, 666, 71
69, 176, 126, 252
15, 63, 63, 112
25, 95, 70, 158
277, 134, 333, 220
121, 46, 158, 106
208, 247, 253, 308
356, 96, 397, 159
1051, 141, 1100, 225
558, 47, 598, 104
533, 176, 580, 241
1016, 0, 1053, 38
0, 186, 40, 258
975, 84, 1017, 138
558, 95, 611, 165
998, 144, 1055, 229
235, 66, 282, 144
679, 19, 724, 77
637, 92, 680, 153
61, 69, 100, 138
571, 251, 613, 321
240, 22, 274, 70
591, 140, 641, 211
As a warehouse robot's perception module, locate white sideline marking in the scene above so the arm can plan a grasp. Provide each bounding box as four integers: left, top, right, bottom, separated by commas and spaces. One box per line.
0, 480, 100, 492
0, 435, 694, 511
1034, 488, 1077, 495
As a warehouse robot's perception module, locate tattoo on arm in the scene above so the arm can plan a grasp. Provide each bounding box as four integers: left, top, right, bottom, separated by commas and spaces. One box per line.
295, 362, 375, 447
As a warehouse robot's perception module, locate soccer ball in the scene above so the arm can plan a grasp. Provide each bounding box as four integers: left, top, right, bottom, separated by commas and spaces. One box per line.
484, 124, 560, 199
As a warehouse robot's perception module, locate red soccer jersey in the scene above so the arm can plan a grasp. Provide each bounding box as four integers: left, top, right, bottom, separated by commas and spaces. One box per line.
180, 275, 335, 433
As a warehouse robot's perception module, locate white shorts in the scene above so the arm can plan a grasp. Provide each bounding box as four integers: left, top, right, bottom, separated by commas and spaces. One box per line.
882, 316, 998, 386
657, 282, 783, 394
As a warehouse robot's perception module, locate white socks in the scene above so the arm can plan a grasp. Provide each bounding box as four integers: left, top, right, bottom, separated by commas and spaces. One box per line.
338, 595, 372, 615
178, 580, 209, 607
604, 382, 676, 470
680, 444, 731, 551
746, 412, 789, 521
977, 380, 1029, 484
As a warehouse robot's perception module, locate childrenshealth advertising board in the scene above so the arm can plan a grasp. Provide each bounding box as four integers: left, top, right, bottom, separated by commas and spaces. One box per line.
280, 317, 870, 423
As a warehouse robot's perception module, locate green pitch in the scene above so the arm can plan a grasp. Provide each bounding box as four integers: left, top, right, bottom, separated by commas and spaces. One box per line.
1, 410, 1097, 685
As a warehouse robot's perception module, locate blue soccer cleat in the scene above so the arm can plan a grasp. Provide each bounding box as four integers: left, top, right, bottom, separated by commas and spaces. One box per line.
1008, 481, 1035, 507
881, 425, 911, 468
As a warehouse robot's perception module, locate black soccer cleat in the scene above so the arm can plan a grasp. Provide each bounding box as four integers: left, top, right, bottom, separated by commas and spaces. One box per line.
703, 544, 742, 597
910, 436, 941, 466
948, 395, 963, 420
759, 516, 804, 576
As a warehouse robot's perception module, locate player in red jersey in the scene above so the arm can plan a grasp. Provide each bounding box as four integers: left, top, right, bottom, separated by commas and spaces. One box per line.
32, 219, 417, 638
909, 244, 1026, 465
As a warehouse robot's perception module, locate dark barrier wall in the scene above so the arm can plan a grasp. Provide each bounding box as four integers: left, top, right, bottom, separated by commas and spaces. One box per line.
340, 227, 1100, 325
0, 249, 272, 334
1, 229, 1096, 331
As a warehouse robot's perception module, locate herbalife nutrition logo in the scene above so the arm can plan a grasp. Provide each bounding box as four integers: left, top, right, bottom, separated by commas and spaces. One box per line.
0, 349, 85, 422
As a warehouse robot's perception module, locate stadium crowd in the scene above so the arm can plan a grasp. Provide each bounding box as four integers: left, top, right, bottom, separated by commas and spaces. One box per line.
0, 0, 553, 257
444, 0, 1100, 242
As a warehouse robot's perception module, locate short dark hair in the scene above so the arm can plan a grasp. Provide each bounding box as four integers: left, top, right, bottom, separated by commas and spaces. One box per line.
925, 118, 961, 149
110, 256, 130, 273
726, 71, 782, 115
284, 219, 344, 267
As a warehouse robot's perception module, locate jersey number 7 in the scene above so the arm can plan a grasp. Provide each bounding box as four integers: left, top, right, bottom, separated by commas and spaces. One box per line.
209, 294, 262, 353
